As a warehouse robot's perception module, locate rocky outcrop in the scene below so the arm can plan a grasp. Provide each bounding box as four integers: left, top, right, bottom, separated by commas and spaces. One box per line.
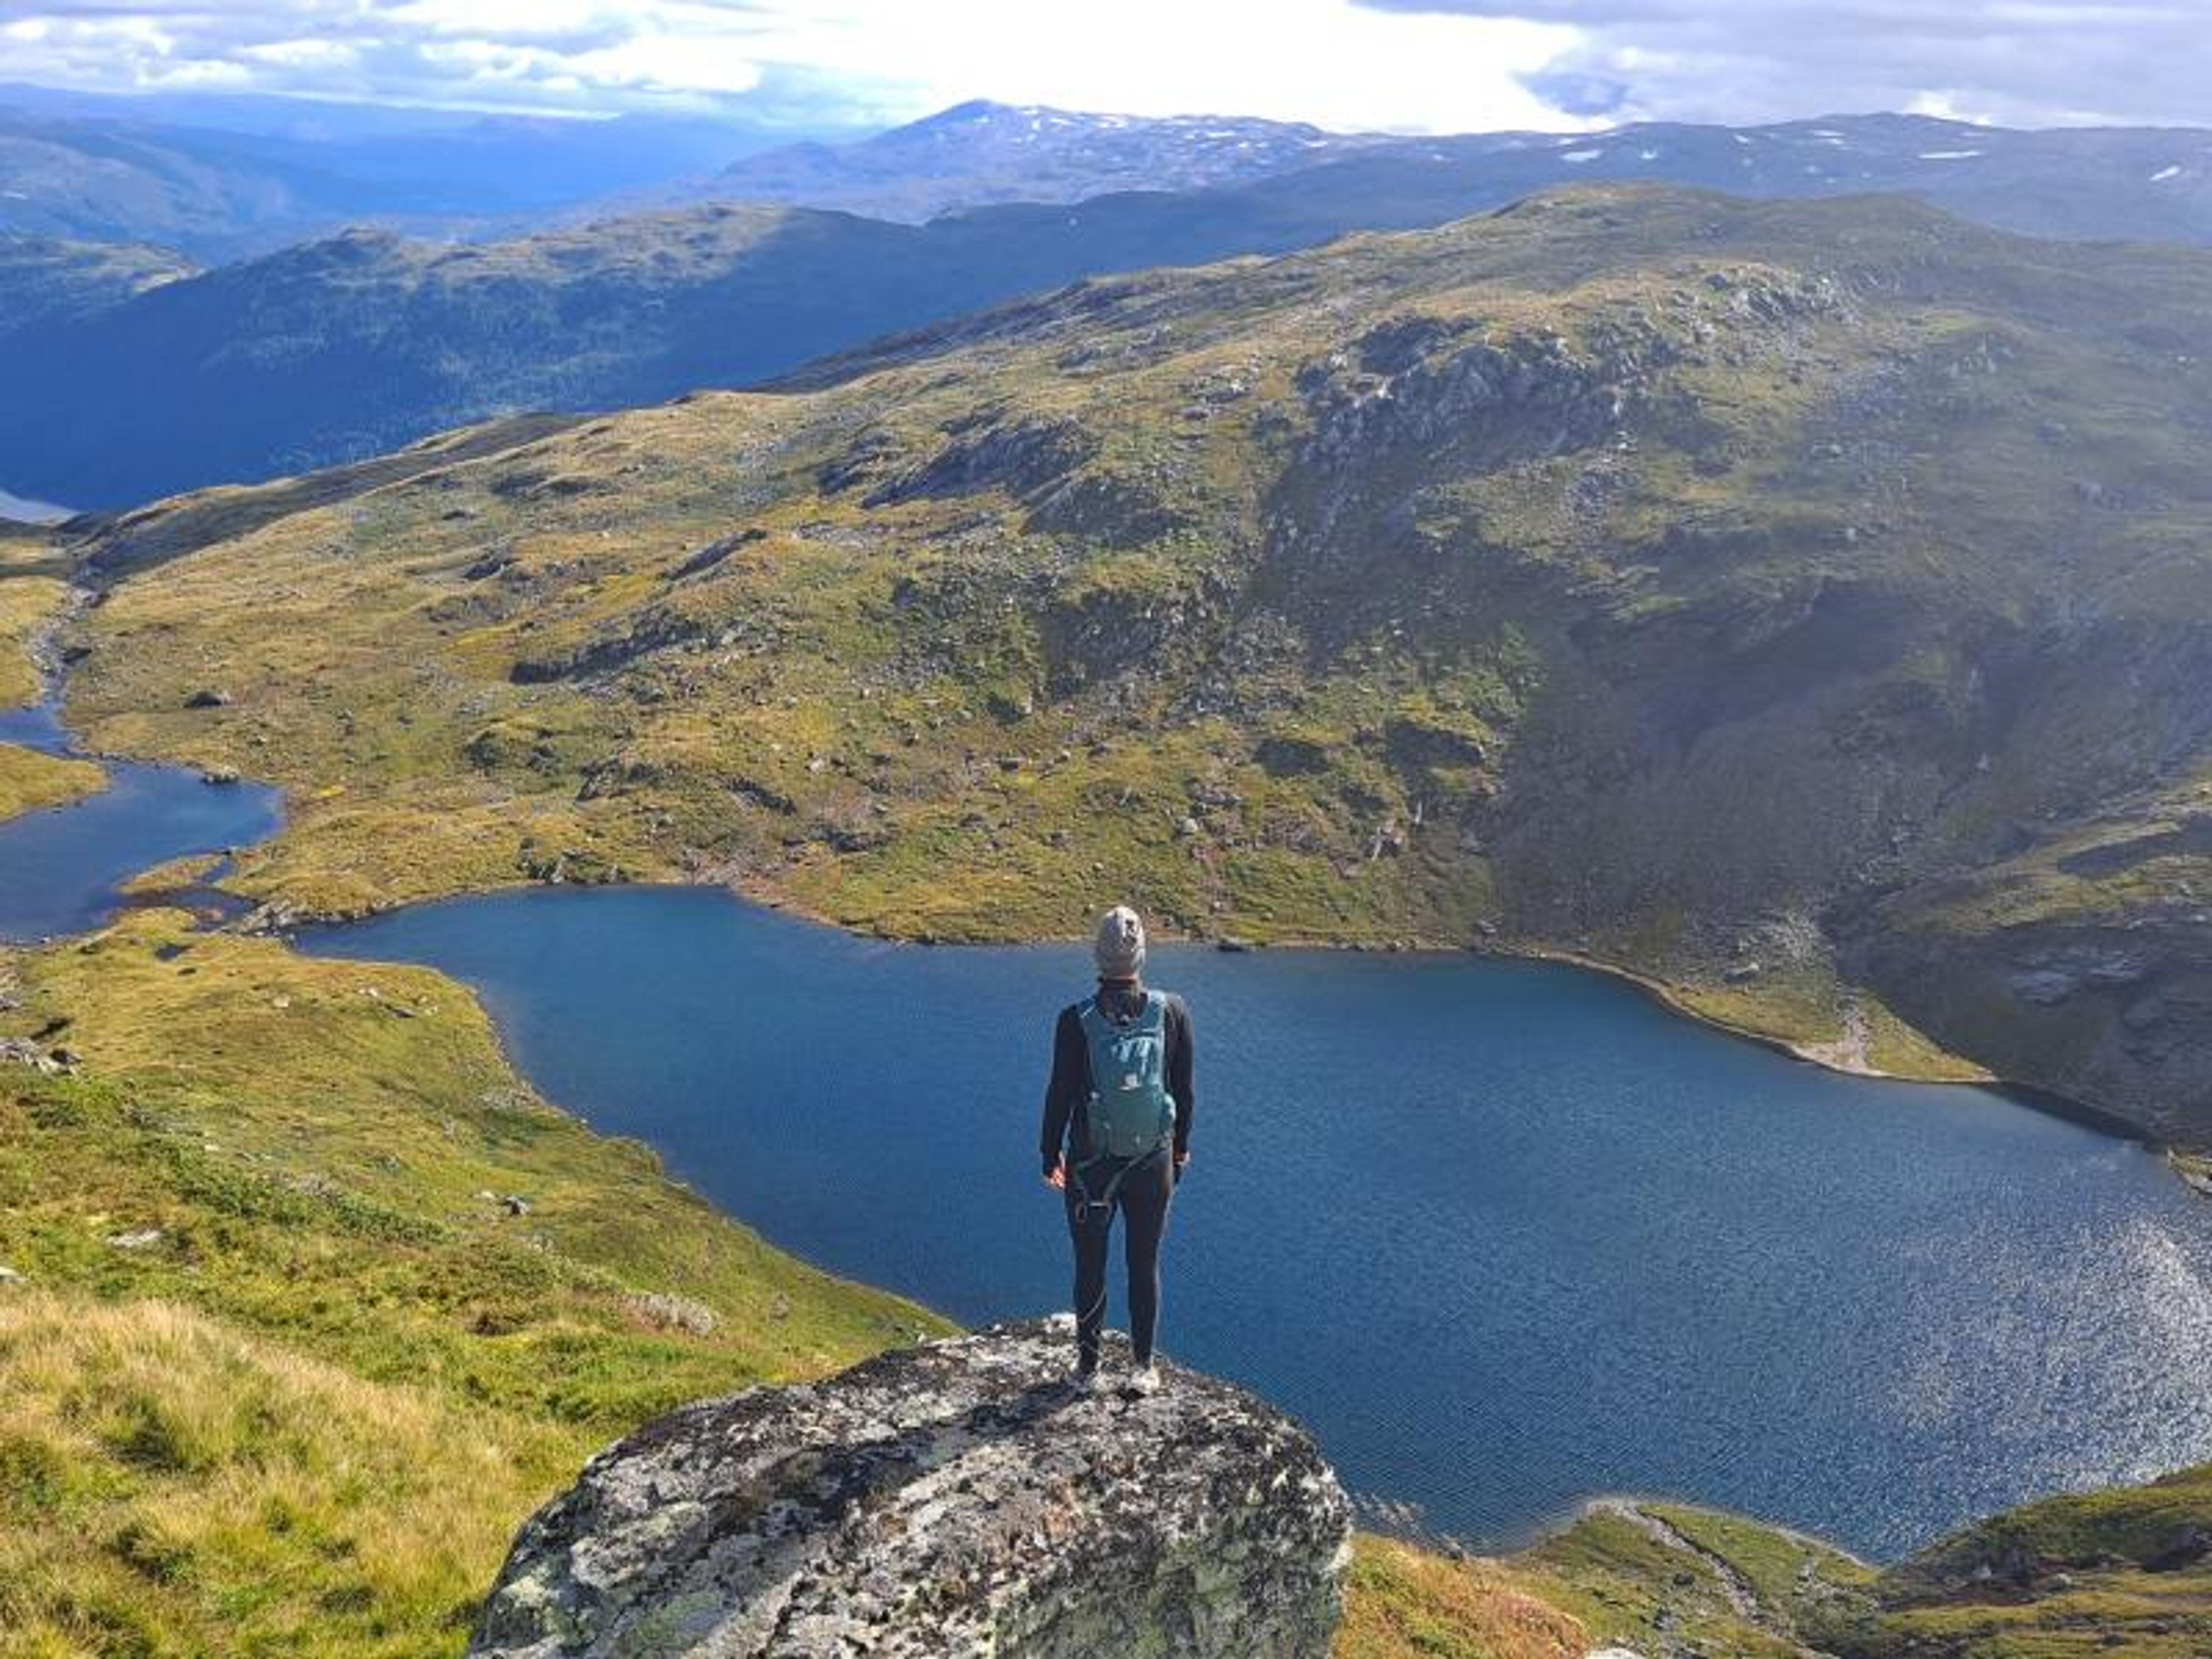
1859, 912, 2212, 1147
507, 609, 710, 686
469, 1318, 1351, 1658
862, 418, 1093, 509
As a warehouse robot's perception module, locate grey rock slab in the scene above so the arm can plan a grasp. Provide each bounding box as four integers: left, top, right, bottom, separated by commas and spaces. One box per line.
471, 1317, 1350, 1658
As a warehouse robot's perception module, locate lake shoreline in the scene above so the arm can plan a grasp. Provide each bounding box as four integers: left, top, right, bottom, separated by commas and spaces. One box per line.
732, 879, 2181, 1169
298, 878, 2212, 1561
282, 867, 2198, 1202
0, 488, 77, 528
26, 572, 2206, 1556
1, 590, 291, 942
21, 579, 2188, 1187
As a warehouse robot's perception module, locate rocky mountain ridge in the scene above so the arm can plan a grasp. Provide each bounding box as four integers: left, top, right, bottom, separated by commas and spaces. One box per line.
14, 109, 2212, 511
697, 99, 1388, 222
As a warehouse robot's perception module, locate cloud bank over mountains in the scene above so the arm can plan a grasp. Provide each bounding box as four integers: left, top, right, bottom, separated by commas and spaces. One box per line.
1363, 0, 2212, 128
1, 0, 2202, 132
0, 1, 1573, 131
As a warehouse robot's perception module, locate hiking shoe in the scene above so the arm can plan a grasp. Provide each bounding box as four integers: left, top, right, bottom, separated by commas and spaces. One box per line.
1069, 1362, 1100, 1395
1125, 1362, 1163, 1397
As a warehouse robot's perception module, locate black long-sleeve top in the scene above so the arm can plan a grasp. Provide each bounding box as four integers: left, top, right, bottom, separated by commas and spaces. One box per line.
1039, 984, 1194, 1175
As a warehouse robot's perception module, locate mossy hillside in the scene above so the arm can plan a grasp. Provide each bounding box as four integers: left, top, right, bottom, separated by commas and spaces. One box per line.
1337, 1505, 1877, 1659
1338, 1536, 1592, 1658
1343, 1469, 2212, 1659
1506, 1501, 1876, 1657
1850, 788, 2212, 1147
2, 913, 945, 1404
65, 367, 1503, 949
1849, 1463, 2212, 1658
1664, 960, 1992, 1082
0, 912, 946, 1655
0, 548, 94, 821
59, 187, 2212, 1129
0, 743, 103, 822
1, 581, 66, 705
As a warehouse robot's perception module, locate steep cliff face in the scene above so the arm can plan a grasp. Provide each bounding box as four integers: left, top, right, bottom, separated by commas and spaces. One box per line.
469, 1319, 1351, 1658
1858, 853, 2212, 1147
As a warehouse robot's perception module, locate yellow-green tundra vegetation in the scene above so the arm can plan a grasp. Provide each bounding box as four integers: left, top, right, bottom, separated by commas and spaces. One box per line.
0, 536, 67, 709
0, 912, 947, 1656
0, 742, 102, 823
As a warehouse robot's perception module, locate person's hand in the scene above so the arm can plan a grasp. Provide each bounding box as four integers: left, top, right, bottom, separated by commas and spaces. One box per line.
1044, 1158, 1066, 1190
1174, 1152, 1190, 1185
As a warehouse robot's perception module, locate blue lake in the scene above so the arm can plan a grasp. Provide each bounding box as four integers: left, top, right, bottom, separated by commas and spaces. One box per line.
0, 699, 284, 943
303, 883, 2212, 1562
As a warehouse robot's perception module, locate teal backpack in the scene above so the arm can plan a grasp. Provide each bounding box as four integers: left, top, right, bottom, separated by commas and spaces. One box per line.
1078, 991, 1177, 1160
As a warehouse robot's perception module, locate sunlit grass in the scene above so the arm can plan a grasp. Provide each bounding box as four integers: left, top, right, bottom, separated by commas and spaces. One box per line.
0, 910, 949, 1655
0, 743, 104, 823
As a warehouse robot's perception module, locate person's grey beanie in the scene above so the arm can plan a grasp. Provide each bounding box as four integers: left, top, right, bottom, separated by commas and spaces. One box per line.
1094, 904, 1146, 980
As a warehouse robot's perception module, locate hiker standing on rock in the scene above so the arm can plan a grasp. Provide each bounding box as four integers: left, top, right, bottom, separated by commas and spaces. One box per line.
1041, 904, 1194, 1394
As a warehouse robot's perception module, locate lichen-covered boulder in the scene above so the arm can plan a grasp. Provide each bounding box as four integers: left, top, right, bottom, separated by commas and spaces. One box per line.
471, 1317, 1351, 1658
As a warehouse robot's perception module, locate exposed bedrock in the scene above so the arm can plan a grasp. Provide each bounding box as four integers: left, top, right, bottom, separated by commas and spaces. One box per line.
470, 1318, 1353, 1658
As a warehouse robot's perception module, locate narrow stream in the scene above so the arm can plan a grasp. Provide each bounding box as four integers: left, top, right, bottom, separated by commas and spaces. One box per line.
0, 643, 283, 942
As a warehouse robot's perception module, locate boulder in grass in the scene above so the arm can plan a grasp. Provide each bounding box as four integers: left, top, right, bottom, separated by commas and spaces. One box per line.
471, 1317, 1351, 1658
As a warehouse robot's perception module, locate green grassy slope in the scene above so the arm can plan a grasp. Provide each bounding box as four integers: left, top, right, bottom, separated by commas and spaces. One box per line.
1858, 1464, 2212, 1657
1343, 1468, 2212, 1659
0, 743, 102, 821
0, 536, 68, 708
57, 185, 2212, 1138
1341, 1502, 1878, 1659
0, 914, 944, 1656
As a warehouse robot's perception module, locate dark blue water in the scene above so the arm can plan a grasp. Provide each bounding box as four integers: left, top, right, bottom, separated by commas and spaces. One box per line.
305, 884, 2212, 1562
0, 699, 284, 942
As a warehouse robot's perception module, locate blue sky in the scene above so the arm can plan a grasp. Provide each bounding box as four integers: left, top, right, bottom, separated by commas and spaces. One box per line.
0, 1, 2202, 132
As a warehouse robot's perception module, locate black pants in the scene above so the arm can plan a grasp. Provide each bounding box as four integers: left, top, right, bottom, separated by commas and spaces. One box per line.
1065, 1145, 1175, 1369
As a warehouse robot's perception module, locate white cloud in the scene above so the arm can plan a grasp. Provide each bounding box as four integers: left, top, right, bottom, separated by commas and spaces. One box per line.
717, 0, 1582, 131
1361, 1, 2212, 128
563, 32, 770, 98
0, 0, 1589, 131
238, 38, 365, 70
5, 0, 2203, 131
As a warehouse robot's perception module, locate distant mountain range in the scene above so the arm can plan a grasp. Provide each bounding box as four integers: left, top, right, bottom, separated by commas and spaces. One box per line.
11, 89, 2212, 263
689, 99, 1391, 221
691, 103, 2212, 244
8, 105, 2212, 510
0, 84, 832, 259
